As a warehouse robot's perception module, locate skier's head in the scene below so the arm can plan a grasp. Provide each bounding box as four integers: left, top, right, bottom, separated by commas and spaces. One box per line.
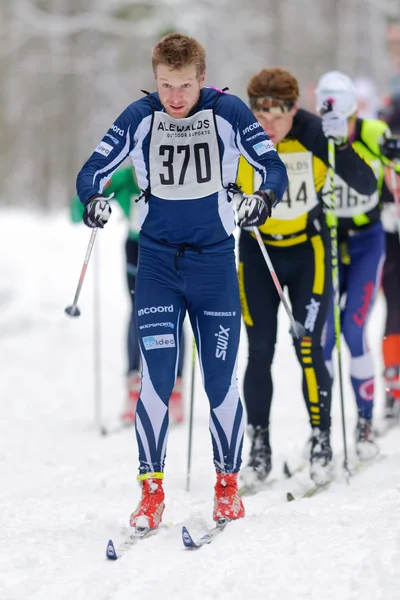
152, 33, 206, 119
247, 67, 299, 144
315, 71, 357, 119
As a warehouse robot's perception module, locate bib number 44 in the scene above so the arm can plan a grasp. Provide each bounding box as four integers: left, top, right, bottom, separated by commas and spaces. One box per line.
281, 180, 308, 207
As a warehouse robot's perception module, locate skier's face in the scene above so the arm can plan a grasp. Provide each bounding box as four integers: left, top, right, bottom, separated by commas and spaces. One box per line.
155, 64, 205, 119
253, 107, 297, 144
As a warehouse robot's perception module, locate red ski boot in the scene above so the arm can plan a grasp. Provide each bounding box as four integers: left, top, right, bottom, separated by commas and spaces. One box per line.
213, 472, 245, 522
130, 473, 165, 530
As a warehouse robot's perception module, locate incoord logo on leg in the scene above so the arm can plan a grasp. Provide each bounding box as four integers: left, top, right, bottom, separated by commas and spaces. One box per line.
143, 334, 176, 351
138, 305, 174, 317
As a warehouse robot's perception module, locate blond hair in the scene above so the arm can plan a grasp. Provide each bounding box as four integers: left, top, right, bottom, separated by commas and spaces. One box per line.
152, 33, 206, 78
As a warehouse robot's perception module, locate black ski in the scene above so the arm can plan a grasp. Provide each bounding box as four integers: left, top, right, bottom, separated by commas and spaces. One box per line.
182, 518, 229, 549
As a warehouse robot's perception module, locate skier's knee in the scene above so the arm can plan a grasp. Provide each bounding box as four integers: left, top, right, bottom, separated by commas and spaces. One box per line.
248, 339, 275, 366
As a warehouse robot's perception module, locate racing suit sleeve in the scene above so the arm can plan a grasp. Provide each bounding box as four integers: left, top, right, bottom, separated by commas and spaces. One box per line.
307, 117, 377, 196
76, 103, 144, 206
217, 94, 288, 203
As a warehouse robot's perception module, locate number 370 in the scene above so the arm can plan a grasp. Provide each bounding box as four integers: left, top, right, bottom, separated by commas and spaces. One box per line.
159, 143, 211, 185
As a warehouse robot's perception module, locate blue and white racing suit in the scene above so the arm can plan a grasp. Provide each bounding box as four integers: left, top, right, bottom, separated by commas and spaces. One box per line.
77, 87, 288, 475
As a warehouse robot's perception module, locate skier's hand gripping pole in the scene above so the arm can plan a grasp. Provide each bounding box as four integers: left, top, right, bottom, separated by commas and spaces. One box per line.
65, 227, 98, 317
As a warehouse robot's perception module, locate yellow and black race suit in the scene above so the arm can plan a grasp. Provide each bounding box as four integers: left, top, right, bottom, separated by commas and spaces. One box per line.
237, 109, 377, 433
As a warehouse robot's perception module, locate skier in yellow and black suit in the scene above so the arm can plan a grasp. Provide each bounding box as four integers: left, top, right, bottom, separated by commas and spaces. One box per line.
237, 68, 377, 488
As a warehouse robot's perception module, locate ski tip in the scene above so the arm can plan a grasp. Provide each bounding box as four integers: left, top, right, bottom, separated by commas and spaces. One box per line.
286, 492, 295, 502
106, 539, 118, 560
182, 526, 195, 548
283, 461, 292, 478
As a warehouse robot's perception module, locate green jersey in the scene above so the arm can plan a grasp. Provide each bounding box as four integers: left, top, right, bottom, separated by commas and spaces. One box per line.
71, 167, 141, 239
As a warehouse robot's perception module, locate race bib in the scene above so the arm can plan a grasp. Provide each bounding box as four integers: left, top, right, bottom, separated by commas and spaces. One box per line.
323, 160, 380, 217
149, 110, 222, 200
254, 152, 318, 220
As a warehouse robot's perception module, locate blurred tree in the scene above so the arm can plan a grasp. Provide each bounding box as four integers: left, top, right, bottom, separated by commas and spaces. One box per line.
0, 0, 181, 209
0, 0, 399, 209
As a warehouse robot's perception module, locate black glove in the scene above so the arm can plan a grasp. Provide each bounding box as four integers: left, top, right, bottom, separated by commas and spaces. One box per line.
237, 190, 274, 228
380, 134, 400, 161
83, 196, 112, 228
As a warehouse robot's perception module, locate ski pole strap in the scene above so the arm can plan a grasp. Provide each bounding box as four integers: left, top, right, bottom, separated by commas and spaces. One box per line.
137, 472, 164, 481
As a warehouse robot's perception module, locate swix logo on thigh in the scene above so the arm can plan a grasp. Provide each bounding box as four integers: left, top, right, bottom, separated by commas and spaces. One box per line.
304, 298, 320, 333
143, 334, 175, 351
215, 325, 230, 361
138, 305, 173, 317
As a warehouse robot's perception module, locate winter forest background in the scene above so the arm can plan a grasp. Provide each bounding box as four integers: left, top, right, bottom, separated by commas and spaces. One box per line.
1, 0, 400, 210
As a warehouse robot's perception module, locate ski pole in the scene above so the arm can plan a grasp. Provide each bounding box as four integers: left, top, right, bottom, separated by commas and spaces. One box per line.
252, 227, 305, 339
186, 337, 196, 492
327, 137, 350, 479
65, 228, 98, 317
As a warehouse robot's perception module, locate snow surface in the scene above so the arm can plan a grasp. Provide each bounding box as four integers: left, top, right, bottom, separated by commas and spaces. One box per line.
1, 208, 400, 600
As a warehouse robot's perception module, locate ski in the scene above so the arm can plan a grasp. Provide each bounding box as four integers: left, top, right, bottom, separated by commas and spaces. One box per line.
106, 526, 159, 560
238, 459, 307, 498
286, 481, 331, 502
286, 454, 385, 502
283, 460, 308, 479
239, 477, 277, 497
350, 453, 385, 475
106, 522, 174, 560
238, 457, 308, 498
182, 518, 229, 550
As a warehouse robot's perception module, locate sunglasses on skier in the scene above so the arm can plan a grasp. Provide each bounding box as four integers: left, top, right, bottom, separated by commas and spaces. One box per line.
249, 96, 295, 113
